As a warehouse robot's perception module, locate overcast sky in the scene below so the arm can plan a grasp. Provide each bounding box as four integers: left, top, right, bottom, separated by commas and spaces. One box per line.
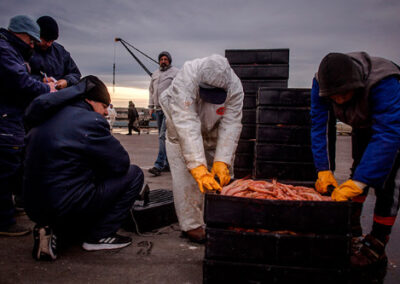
1, 0, 399, 103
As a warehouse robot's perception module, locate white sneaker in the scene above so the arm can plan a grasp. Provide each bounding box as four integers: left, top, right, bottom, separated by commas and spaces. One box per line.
82, 234, 132, 251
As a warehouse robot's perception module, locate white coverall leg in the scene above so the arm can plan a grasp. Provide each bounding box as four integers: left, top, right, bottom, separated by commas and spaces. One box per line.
167, 141, 203, 231
160, 54, 244, 233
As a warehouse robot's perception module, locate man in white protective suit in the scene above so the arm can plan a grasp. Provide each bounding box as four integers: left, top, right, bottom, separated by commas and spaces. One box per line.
107, 103, 117, 130
159, 54, 244, 243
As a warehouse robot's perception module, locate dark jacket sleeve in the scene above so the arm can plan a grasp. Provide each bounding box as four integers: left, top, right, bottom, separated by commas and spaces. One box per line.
83, 114, 130, 177
353, 77, 400, 188
310, 78, 331, 172
0, 46, 50, 99
62, 49, 81, 86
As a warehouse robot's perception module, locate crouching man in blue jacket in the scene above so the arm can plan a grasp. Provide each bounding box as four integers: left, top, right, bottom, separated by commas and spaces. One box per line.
23, 75, 144, 260
311, 52, 400, 268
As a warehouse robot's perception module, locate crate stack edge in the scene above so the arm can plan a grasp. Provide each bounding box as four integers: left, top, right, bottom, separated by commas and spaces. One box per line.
225, 49, 290, 178
255, 87, 317, 183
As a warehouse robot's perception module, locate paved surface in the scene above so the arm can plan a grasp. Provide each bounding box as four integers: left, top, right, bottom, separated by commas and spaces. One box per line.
0, 132, 399, 283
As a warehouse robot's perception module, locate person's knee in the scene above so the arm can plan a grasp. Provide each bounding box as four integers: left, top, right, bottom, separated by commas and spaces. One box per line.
127, 165, 144, 194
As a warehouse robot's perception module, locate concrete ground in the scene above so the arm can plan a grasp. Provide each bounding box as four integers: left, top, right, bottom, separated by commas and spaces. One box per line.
0, 131, 399, 283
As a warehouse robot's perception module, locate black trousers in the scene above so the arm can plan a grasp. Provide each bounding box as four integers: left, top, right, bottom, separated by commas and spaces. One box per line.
350, 128, 400, 237
128, 120, 140, 134
0, 146, 23, 229
30, 165, 144, 241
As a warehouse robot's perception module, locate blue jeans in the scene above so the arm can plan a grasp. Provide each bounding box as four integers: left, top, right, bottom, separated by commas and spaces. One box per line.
154, 110, 168, 170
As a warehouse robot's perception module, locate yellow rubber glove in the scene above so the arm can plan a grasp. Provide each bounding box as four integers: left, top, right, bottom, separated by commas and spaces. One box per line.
331, 179, 364, 201
190, 165, 222, 193
211, 161, 231, 187
315, 170, 338, 194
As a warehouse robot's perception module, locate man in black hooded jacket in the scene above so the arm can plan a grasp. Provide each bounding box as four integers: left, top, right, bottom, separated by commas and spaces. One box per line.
29, 16, 81, 90
311, 52, 400, 268
24, 75, 144, 260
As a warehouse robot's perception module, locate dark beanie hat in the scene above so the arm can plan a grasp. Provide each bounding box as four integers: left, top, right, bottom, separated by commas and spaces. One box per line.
37, 16, 59, 41
318, 53, 364, 97
83, 75, 111, 105
158, 51, 172, 63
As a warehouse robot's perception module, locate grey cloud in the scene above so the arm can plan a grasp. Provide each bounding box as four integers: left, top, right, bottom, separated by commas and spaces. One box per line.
1, 0, 399, 89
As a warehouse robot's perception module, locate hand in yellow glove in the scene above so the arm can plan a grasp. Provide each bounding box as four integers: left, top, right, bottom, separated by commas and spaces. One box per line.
331, 179, 364, 201
190, 165, 222, 193
315, 170, 338, 194
211, 161, 231, 187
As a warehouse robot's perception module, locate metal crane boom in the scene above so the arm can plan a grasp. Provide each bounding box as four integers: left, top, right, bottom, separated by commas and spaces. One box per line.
114, 38, 157, 77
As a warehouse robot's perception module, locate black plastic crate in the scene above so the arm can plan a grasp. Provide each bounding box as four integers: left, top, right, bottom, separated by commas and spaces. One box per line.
206, 228, 350, 268
257, 106, 310, 125
240, 124, 256, 139
123, 189, 177, 233
241, 79, 288, 93
242, 109, 256, 124
257, 125, 311, 144
235, 139, 255, 154
225, 49, 290, 65
203, 259, 350, 284
255, 160, 317, 180
234, 153, 254, 168
258, 88, 311, 106
243, 94, 256, 109
255, 143, 313, 162
204, 193, 351, 235
233, 167, 253, 179
231, 65, 289, 80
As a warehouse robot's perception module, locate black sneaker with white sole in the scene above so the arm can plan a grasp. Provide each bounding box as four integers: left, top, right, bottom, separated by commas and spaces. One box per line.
82, 234, 132, 251
32, 225, 57, 261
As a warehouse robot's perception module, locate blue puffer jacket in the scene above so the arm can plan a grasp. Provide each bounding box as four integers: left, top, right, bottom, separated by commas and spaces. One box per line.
23, 80, 130, 220
0, 28, 50, 147
311, 76, 400, 189
29, 42, 81, 86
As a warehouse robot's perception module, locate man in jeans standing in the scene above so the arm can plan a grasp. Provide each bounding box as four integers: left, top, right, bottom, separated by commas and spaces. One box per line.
148, 51, 178, 176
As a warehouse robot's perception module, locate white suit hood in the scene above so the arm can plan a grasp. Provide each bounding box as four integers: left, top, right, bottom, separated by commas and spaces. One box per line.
160, 54, 244, 170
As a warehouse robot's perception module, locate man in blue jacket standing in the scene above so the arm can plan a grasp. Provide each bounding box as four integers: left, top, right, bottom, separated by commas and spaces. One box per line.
24, 76, 144, 260
310, 52, 400, 268
0, 15, 56, 237
30, 16, 81, 90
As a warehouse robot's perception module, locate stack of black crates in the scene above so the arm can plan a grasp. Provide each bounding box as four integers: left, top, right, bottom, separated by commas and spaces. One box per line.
203, 194, 352, 283
203, 49, 350, 283
225, 49, 289, 178
255, 87, 316, 184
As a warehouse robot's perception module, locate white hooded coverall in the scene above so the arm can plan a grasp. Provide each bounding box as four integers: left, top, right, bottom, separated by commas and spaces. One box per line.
159, 54, 244, 231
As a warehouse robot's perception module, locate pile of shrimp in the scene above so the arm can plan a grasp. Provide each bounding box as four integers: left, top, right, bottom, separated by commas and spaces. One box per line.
221, 178, 331, 201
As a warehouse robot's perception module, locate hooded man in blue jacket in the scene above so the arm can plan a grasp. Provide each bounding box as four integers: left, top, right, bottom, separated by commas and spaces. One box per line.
29, 16, 81, 90
24, 75, 144, 260
311, 52, 400, 268
0, 15, 56, 237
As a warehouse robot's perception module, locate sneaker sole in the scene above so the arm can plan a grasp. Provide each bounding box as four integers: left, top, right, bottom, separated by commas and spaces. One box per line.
82, 241, 132, 251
